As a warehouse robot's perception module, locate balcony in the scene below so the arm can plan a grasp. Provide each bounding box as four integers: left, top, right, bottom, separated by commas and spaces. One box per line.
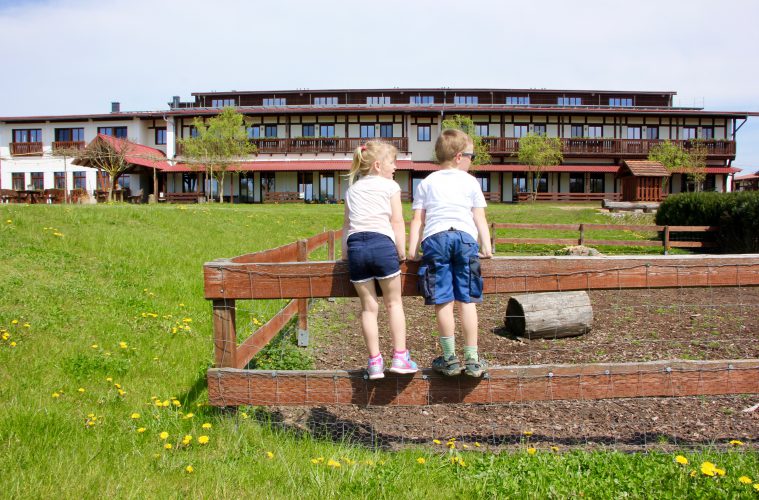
52, 141, 86, 154
482, 138, 736, 159
176, 137, 408, 156
10, 142, 43, 156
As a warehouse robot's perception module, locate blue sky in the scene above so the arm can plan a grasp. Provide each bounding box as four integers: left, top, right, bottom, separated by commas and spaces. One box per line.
1, 0, 757, 172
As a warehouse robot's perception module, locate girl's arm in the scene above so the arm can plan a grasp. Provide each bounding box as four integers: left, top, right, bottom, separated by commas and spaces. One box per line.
408, 208, 425, 261
472, 207, 493, 258
340, 202, 350, 260
389, 191, 405, 260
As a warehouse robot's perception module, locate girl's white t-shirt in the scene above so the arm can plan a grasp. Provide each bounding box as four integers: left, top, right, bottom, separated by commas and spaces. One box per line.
345, 175, 401, 242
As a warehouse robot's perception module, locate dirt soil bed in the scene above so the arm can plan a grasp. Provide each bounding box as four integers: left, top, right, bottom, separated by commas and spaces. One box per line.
267, 287, 759, 451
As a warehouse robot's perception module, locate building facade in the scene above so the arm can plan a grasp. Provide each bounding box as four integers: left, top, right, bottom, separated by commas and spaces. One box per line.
0, 88, 748, 202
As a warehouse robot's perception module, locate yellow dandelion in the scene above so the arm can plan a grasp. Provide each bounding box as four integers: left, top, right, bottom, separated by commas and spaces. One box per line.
11, 320, 18, 325
159, 431, 169, 440
137, 428, 146, 433
114, 383, 122, 389
416, 457, 426, 464
5, 219, 11, 223
202, 423, 212, 429
183, 318, 192, 323
754, 484, 759, 492
23, 323, 30, 328
523, 430, 534, 437
185, 465, 194, 473
161, 400, 170, 407
90, 344, 98, 349
117, 389, 126, 397
551, 446, 560, 452
700, 461, 717, 477
462, 444, 469, 449
327, 459, 341, 468
240, 412, 249, 420
179, 303, 185, 307
690, 470, 697, 478
447, 442, 455, 449
164, 443, 172, 450
171, 327, 178, 334
474, 442, 481, 448
106, 377, 113, 382
172, 400, 181, 407
119, 342, 127, 349
9, 342, 16, 347
715, 468, 726, 477
131, 413, 140, 419
266, 451, 274, 459
78, 388, 85, 393
87, 421, 95, 427
738, 476, 752, 485
184, 413, 195, 419
154, 400, 163, 407
527, 447, 537, 455
675, 455, 689, 465
52, 392, 60, 398
729, 440, 744, 447
433, 439, 441, 445
364, 460, 374, 466
311, 459, 319, 464
182, 435, 193, 445
198, 435, 209, 445
1, 333, 8, 340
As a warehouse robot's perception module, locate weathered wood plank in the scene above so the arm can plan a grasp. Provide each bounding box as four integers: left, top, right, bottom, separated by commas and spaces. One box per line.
206, 359, 759, 407
236, 300, 298, 369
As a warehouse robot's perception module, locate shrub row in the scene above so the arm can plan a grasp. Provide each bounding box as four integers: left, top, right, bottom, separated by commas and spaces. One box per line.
656, 191, 759, 253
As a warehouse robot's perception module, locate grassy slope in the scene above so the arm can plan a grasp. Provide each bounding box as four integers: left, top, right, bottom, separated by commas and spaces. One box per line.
0, 203, 755, 498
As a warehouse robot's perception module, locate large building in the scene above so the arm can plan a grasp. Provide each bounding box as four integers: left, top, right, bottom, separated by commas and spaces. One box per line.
0, 88, 749, 203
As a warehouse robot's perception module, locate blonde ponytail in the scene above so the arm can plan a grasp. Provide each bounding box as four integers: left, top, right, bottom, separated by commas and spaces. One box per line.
347, 141, 398, 185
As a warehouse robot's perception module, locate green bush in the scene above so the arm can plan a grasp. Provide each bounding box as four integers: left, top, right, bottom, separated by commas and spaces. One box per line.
656, 192, 759, 252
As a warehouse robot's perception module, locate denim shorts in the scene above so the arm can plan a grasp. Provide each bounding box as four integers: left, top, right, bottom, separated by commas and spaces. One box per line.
418, 229, 483, 305
347, 232, 401, 283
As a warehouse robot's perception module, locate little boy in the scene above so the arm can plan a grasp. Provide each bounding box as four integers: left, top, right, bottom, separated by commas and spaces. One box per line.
408, 129, 493, 377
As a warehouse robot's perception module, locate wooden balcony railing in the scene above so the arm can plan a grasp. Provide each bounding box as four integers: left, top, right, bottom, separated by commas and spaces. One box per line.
482, 138, 736, 158
52, 141, 86, 154
10, 142, 43, 156
176, 137, 408, 156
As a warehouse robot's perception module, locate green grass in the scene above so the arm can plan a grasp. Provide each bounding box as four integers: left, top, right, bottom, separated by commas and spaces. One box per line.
0, 203, 756, 498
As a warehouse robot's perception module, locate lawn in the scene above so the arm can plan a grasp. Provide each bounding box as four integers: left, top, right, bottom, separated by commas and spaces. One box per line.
0, 203, 756, 498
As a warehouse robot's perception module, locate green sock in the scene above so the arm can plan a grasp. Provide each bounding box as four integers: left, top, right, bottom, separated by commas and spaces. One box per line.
463, 346, 479, 362
439, 336, 456, 358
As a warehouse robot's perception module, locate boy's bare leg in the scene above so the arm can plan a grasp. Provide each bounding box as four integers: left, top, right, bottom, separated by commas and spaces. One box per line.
376, 275, 406, 352
459, 301, 479, 348
435, 302, 456, 338
353, 281, 381, 357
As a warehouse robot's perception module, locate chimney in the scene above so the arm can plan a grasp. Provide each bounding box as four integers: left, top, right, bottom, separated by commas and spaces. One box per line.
171, 96, 180, 108
111, 102, 120, 113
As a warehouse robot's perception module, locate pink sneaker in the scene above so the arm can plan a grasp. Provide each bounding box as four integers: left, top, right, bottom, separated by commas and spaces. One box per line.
389, 350, 418, 375
366, 354, 384, 380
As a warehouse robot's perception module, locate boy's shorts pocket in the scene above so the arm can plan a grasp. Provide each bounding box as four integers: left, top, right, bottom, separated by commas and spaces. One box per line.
418, 263, 435, 302
468, 257, 483, 299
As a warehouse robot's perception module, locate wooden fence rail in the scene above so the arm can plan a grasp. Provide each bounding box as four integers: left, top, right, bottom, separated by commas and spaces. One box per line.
490, 223, 718, 253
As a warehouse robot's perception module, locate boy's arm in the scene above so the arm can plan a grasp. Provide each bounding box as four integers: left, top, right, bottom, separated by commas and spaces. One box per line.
472, 207, 493, 258
408, 208, 425, 261
389, 191, 405, 260
340, 202, 350, 260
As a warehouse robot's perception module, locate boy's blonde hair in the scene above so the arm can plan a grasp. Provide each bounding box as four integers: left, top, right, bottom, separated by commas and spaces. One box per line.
435, 129, 473, 164
348, 140, 398, 185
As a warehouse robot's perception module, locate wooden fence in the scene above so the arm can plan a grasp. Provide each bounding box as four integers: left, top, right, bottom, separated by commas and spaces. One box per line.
491, 223, 718, 253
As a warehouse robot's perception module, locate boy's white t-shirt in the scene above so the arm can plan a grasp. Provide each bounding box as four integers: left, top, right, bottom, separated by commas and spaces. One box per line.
345, 175, 401, 242
412, 168, 487, 242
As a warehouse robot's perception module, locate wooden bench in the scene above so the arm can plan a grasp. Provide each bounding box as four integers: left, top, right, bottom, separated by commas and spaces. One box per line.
264, 191, 302, 203
161, 192, 205, 204
1, 189, 18, 203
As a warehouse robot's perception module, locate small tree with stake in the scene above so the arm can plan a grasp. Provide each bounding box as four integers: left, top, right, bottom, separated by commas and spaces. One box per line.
71, 136, 135, 202
515, 133, 563, 200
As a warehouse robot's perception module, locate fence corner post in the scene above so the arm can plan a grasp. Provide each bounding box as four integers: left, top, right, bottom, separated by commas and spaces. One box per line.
297, 239, 309, 347
327, 230, 336, 260
213, 299, 237, 368
663, 225, 670, 255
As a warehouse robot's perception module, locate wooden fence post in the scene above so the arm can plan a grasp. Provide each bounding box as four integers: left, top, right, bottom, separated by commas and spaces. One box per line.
490, 222, 496, 253
327, 230, 336, 260
297, 239, 309, 347
663, 225, 670, 255
579, 224, 585, 246
213, 300, 237, 368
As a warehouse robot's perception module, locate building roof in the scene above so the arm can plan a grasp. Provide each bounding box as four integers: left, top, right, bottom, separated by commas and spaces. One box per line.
620, 160, 670, 177
191, 87, 678, 96
72, 134, 170, 170
735, 172, 759, 180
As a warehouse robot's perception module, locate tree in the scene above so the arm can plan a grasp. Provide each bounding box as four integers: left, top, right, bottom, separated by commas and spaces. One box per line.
440, 115, 491, 166
648, 140, 705, 192
178, 107, 256, 203
515, 133, 563, 200
686, 142, 708, 192
71, 136, 136, 201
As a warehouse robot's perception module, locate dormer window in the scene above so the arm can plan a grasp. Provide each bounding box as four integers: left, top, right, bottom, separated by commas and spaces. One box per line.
367, 96, 391, 105
609, 98, 633, 107
558, 97, 582, 106
314, 97, 338, 105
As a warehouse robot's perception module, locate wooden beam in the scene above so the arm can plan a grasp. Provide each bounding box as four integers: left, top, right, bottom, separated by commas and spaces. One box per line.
212, 299, 236, 368
204, 255, 759, 300
236, 300, 298, 369
206, 359, 759, 407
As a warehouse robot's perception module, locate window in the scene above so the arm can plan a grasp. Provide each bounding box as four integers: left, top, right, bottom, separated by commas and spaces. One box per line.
417, 125, 431, 142
97, 171, 110, 190
646, 127, 659, 140
360, 125, 375, 139
55, 128, 84, 142
239, 173, 255, 203
367, 96, 390, 105
454, 95, 478, 105
302, 124, 315, 137
54, 172, 66, 189
12, 173, 25, 190
319, 124, 335, 138
475, 124, 489, 137
31, 172, 44, 190
260, 172, 275, 196
474, 172, 490, 193
189, 126, 199, 138
410, 95, 434, 104
681, 127, 697, 140
701, 127, 714, 139
379, 124, 393, 138
535, 173, 548, 193
569, 173, 585, 193
609, 98, 633, 107
627, 127, 641, 140
533, 124, 547, 136
587, 126, 603, 138
155, 128, 167, 145
298, 172, 314, 201
314, 97, 338, 105
13, 129, 42, 142
512, 173, 528, 195
118, 174, 130, 190
558, 97, 582, 106
73, 171, 87, 189
264, 125, 278, 138
98, 126, 127, 138
182, 173, 197, 193
506, 96, 530, 105
247, 126, 261, 139
514, 125, 529, 138
570, 125, 584, 138
262, 98, 286, 106
320, 173, 335, 200
211, 99, 235, 107
589, 173, 605, 193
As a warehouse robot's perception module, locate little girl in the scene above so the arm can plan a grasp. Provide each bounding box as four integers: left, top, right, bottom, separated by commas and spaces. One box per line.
341, 141, 417, 379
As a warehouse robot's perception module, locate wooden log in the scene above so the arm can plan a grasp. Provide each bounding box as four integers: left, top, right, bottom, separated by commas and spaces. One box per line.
504, 291, 593, 339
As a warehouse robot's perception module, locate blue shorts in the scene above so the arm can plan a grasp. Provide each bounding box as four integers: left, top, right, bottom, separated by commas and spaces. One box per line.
418, 230, 483, 305
347, 232, 401, 283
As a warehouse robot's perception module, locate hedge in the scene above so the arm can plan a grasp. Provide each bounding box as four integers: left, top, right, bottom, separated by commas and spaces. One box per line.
655, 191, 759, 253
